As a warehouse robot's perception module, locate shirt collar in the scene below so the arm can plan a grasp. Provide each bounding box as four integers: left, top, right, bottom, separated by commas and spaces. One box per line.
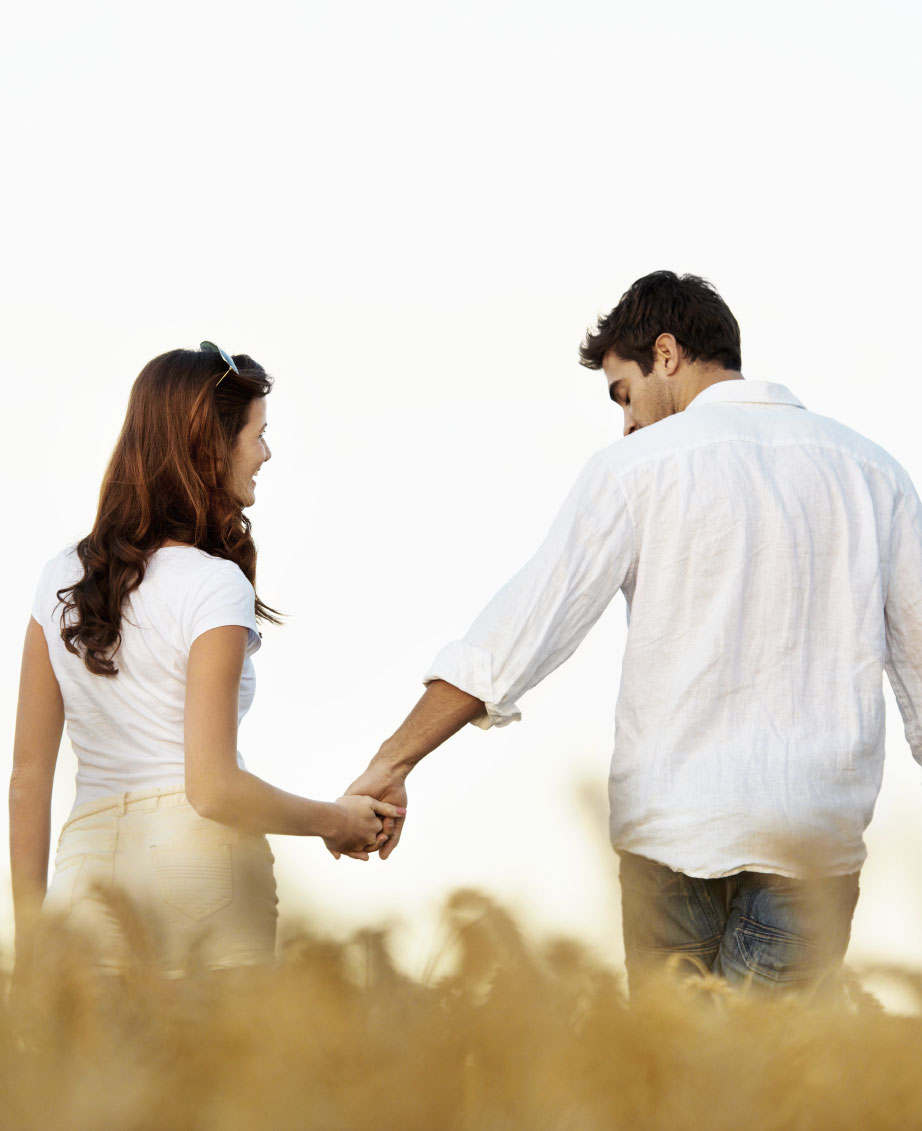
686, 380, 806, 411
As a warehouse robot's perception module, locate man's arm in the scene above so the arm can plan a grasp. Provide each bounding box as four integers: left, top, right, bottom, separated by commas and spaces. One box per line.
344, 679, 484, 859
346, 449, 634, 860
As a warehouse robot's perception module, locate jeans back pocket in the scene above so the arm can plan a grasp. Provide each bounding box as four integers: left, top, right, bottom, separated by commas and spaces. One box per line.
151, 843, 233, 922
734, 917, 827, 984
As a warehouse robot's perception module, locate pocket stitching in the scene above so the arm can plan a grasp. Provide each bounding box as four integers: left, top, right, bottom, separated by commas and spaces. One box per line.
151, 843, 234, 923
734, 916, 827, 983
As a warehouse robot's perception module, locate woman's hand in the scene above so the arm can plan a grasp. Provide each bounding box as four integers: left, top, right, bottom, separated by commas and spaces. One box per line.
343, 766, 409, 860
323, 795, 406, 860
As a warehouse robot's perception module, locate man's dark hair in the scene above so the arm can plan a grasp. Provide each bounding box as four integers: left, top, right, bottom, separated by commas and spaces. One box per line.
579, 271, 742, 374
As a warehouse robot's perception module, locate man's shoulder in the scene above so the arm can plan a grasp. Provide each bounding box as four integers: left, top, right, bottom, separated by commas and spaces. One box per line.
590, 410, 711, 475
788, 406, 912, 487
594, 397, 912, 493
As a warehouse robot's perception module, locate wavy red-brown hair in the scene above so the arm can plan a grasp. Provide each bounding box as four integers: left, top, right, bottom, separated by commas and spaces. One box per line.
58, 347, 281, 676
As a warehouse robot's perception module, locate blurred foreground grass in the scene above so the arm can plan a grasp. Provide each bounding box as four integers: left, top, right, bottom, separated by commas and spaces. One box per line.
3, 889, 922, 1131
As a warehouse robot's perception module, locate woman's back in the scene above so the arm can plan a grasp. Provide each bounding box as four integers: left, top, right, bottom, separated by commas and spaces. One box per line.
34, 545, 260, 806
12, 344, 392, 978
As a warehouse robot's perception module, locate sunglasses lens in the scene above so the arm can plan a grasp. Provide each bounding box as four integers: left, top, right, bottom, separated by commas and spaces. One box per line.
200, 340, 240, 375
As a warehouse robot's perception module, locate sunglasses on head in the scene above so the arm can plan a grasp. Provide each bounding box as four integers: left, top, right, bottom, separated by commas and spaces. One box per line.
200, 341, 239, 387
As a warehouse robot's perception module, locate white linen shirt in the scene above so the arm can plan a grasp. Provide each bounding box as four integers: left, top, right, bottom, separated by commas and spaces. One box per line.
425, 381, 922, 878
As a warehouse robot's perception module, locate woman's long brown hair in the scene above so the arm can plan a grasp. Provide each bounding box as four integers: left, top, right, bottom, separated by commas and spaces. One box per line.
58, 347, 281, 676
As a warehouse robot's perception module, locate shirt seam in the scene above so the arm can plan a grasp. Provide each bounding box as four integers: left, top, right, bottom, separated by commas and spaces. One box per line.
610, 472, 638, 591
606, 432, 908, 494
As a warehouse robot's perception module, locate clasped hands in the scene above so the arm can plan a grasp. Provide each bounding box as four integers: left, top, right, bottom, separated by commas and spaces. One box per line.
323, 764, 408, 862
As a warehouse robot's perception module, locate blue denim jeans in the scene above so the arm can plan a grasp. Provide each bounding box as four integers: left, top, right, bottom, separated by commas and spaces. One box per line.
618, 851, 860, 995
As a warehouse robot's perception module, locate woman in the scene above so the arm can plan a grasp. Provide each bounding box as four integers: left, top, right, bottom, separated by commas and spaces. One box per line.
10, 343, 399, 974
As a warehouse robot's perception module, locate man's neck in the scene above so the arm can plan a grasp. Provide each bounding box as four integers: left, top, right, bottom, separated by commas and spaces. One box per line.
677, 367, 744, 412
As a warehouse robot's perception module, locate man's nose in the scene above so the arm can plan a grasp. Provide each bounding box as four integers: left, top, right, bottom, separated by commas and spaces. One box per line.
623, 408, 636, 437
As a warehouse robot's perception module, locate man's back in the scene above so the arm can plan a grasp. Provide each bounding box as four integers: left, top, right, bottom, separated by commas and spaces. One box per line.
606, 379, 922, 878
427, 378, 922, 879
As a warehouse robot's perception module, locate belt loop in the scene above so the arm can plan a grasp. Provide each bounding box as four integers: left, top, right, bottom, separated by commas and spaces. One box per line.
114, 793, 127, 817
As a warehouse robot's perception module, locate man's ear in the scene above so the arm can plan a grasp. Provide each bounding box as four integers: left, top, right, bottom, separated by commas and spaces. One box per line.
653, 333, 681, 376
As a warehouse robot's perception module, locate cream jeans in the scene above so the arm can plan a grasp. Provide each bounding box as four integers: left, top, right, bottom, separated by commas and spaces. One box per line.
43, 786, 278, 973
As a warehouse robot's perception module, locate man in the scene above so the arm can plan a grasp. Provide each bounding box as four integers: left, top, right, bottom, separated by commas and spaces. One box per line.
344, 271, 922, 993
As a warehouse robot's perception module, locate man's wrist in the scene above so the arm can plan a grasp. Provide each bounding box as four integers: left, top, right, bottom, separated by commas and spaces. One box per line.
371, 741, 415, 780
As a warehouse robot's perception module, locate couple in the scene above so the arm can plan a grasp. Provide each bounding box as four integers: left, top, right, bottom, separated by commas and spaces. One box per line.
13, 273, 922, 994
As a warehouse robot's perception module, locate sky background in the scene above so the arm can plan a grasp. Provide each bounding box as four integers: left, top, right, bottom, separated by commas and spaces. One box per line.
3, 0, 921, 991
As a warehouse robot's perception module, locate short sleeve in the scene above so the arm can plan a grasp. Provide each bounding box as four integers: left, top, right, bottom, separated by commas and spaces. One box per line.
183, 559, 261, 654
31, 548, 78, 628
31, 558, 54, 624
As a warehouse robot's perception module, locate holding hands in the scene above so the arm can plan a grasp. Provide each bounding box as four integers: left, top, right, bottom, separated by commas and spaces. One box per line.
328, 679, 484, 863
323, 794, 407, 860
342, 765, 409, 860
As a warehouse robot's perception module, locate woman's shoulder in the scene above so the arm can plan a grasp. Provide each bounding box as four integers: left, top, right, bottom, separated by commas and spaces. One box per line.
36, 544, 82, 587
149, 546, 255, 596
149, 548, 259, 647
32, 544, 83, 624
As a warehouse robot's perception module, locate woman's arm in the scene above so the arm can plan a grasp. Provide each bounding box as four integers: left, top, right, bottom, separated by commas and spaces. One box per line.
184, 626, 400, 857
9, 618, 65, 959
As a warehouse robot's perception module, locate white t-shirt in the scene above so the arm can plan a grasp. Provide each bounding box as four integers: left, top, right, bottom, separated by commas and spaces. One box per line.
32, 545, 261, 807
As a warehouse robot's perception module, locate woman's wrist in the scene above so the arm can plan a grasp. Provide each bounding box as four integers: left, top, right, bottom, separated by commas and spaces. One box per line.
310, 799, 345, 840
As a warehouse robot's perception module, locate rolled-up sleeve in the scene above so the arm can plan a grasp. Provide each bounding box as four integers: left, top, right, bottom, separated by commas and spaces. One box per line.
423, 449, 636, 729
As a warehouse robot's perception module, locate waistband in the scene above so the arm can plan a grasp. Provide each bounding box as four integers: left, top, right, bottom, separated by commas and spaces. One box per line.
62, 785, 191, 833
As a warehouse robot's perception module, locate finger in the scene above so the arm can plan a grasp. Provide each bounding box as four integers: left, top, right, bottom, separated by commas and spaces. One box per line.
379, 820, 404, 861
324, 843, 342, 860
371, 800, 407, 819
344, 850, 370, 861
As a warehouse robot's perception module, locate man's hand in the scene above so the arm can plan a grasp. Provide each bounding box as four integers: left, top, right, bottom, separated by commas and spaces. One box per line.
322, 794, 406, 860
327, 681, 484, 861
343, 766, 408, 859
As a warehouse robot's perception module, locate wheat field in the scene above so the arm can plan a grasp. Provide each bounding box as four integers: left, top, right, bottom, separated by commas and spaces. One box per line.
3, 889, 921, 1131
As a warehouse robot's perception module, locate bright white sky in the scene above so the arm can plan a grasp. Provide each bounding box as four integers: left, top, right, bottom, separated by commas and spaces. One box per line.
3, 0, 921, 980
